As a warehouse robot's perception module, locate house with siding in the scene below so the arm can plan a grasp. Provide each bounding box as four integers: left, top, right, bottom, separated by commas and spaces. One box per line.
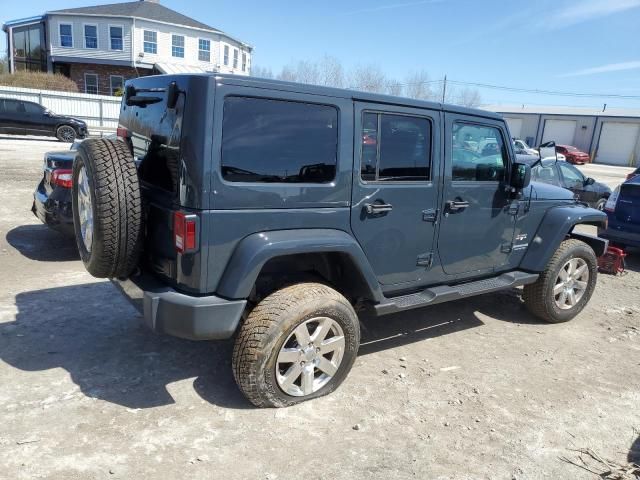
2, 0, 252, 95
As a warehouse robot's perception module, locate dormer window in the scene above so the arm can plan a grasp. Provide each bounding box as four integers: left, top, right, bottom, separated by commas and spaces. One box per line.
59, 24, 73, 47
172, 34, 184, 58
198, 39, 210, 62
84, 24, 98, 49
110, 26, 123, 51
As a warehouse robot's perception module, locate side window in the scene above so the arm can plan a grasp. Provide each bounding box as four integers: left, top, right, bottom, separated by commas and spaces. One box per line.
559, 163, 584, 188
360, 112, 432, 182
533, 164, 559, 185
221, 97, 338, 183
23, 102, 44, 115
2, 100, 20, 113
451, 123, 507, 182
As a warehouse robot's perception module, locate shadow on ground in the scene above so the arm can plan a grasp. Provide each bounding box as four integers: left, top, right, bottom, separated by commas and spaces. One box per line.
6, 224, 78, 262
1, 281, 541, 410
630, 435, 640, 464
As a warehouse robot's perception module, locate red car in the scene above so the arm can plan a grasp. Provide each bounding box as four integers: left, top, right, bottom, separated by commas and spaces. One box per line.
556, 145, 590, 165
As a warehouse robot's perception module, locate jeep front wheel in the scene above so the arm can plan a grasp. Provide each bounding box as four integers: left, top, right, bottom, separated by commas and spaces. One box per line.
523, 239, 598, 323
232, 283, 360, 407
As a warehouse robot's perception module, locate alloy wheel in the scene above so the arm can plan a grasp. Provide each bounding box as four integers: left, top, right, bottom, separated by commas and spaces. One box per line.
276, 317, 346, 397
77, 166, 93, 252
553, 257, 589, 310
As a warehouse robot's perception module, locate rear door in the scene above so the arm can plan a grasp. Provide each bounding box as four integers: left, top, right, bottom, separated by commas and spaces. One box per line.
350, 102, 443, 291
0, 99, 26, 135
22, 102, 50, 135
437, 113, 517, 276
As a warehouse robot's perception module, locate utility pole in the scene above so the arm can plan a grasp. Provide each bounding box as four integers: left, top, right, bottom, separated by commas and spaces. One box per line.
441, 75, 447, 103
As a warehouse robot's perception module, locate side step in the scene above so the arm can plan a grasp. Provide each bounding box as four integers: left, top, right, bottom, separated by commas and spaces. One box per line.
374, 271, 538, 316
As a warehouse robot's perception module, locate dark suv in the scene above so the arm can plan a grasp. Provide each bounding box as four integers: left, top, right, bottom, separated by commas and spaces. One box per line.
0, 98, 87, 142
70, 74, 607, 407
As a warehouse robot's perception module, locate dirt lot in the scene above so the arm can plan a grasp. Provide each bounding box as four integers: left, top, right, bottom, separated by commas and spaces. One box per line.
1, 137, 639, 480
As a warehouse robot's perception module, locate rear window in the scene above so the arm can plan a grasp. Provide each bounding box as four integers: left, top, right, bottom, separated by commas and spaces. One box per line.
221, 97, 338, 183
621, 183, 640, 199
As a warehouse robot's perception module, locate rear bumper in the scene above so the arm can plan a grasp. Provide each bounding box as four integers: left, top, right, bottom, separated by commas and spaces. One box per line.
599, 228, 640, 248
32, 183, 74, 235
111, 272, 247, 341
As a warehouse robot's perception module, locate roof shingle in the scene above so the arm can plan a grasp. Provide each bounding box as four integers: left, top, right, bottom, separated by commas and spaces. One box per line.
49, 1, 219, 33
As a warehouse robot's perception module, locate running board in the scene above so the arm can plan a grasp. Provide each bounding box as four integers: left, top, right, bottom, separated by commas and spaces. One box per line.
374, 271, 538, 316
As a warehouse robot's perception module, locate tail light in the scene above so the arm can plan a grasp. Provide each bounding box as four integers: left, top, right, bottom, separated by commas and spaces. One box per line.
604, 186, 620, 213
174, 211, 199, 253
51, 169, 73, 188
116, 126, 129, 139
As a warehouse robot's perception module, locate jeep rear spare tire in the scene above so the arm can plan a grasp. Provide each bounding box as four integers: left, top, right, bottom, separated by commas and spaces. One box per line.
232, 283, 360, 407
72, 138, 142, 278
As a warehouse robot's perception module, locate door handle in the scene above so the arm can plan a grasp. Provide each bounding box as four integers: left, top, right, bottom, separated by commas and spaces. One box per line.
446, 200, 470, 211
364, 203, 393, 214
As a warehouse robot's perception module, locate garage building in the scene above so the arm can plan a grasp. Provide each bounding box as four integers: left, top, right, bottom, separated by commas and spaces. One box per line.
485, 105, 640, 167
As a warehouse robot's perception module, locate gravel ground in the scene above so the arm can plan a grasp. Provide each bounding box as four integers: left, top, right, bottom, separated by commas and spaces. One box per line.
1, 137, 639, 480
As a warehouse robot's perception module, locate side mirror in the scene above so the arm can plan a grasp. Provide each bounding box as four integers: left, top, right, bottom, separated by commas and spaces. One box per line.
585, 177, 595, 186
510, 162, 531, 190
538, 141, 558, 161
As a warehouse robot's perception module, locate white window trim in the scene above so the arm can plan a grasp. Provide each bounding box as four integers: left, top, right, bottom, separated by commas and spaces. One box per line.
83, 22, 98, 50
59, 22, 73, 48
142, 29, 158, 55
108, 24, 124, 51
198, 37, 211, 62
241, 52, 247, 72
84, 73, 98, 94
171, 33, 185, 58
110, 75, 124, 95
223, 44, 229, 66
233, 48, 239, 69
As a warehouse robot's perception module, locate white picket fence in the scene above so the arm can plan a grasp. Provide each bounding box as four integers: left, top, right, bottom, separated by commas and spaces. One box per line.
0, 85, 121, 133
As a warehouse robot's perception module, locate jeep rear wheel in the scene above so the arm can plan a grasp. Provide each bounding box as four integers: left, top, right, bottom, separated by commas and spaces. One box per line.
232, 283, 360, 407
72, 138, 142, 278
523, 239, 597, 323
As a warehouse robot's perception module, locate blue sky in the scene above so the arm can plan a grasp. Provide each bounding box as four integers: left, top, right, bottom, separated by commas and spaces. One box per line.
2, 0, 640, 107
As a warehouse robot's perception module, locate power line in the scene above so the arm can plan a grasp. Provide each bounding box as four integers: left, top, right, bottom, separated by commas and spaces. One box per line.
351, 76, 640, 101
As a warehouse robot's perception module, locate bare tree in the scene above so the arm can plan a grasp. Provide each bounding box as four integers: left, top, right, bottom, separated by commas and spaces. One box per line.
349, 64, 389, 93
454, 87, 482, 108
277, 65, 298, 82
385, 80, 403, 97
403, 70, 433, 100
317, 55, 344, 88
294, 60, 321, 84
251, 65, 274, 79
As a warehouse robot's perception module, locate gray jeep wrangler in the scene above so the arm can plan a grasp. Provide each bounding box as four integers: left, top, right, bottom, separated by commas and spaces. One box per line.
71, 74, 607, 407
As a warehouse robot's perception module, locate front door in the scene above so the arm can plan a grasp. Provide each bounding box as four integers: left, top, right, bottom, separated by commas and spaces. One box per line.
350, 102, 442, 290
437, 113, 517, 276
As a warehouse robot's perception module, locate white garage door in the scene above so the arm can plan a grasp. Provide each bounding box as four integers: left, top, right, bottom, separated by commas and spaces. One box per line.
542, 119, 577, 145
595, 122, 640, 166
504, 118, 522, 139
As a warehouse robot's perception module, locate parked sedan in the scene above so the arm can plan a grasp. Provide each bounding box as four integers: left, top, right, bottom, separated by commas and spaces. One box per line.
0, 98, 88, 142
599, 175, 640, 248
32, 148, 76, 235
528, 158, 611, 209
556, 145, 590, 165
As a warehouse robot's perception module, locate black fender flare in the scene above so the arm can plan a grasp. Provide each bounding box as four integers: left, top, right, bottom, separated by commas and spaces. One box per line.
519, 205, 607, 272
216, 228, 384, 302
